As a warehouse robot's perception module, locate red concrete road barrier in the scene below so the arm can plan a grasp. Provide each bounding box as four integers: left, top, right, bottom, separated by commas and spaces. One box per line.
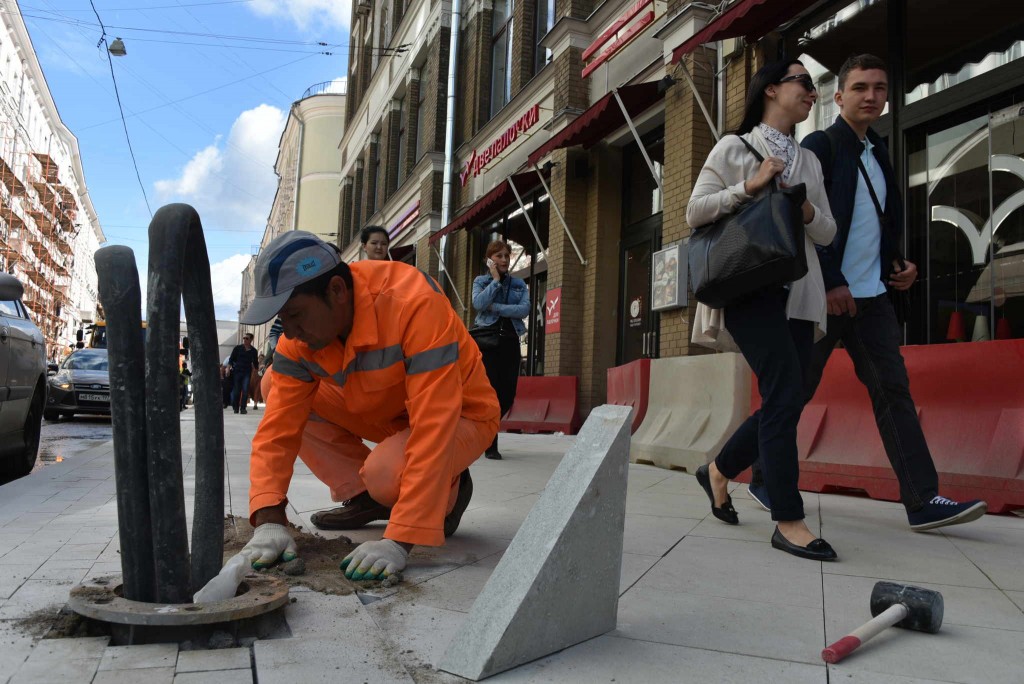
501, 376, 581, 435
744, 339, 1024, 513
606, 359, 650, 434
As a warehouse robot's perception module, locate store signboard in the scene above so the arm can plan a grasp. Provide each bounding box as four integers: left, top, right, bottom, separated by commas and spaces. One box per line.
460, 104, 542, 186
545, 288, 562, 333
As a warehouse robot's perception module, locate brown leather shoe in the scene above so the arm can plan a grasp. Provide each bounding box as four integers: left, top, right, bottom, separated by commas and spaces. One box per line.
311, 491, 391, 530
443, 470, 473, 538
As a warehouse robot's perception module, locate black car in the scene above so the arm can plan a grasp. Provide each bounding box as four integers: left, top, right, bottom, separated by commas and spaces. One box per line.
45, 348, 111, 420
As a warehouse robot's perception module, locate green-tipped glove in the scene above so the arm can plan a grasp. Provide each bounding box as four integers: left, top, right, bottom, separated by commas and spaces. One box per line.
341, 539, 408, 580
242, 523, 297, 569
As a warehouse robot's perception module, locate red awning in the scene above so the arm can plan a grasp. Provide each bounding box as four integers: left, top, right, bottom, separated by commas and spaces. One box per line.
526, 81, 663, 166
671, 0, 819, 63
430, 170, 545, 244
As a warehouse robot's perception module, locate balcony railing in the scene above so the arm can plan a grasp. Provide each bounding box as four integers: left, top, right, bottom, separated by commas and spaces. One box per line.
301, 80, 347, 99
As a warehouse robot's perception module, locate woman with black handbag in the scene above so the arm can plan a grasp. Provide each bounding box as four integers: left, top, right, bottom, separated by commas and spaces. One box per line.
471, 241, 530, 460
687, 60, 839, 561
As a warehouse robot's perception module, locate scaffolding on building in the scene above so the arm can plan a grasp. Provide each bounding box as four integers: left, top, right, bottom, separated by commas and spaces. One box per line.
0, 104, 80, 360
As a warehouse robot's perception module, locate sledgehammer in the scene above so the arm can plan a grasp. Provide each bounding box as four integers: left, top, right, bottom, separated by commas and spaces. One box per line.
822, 581, 943, 664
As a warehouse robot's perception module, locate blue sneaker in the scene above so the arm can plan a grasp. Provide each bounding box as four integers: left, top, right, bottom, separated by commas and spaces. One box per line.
747, 483, 771, 512
908, 496, 987, 531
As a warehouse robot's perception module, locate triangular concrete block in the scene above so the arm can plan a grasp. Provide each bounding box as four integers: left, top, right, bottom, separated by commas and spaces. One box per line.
439, 404, 633, 681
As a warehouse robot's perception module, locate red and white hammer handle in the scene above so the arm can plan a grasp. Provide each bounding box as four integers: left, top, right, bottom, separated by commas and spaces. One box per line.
822, 603, 909, 664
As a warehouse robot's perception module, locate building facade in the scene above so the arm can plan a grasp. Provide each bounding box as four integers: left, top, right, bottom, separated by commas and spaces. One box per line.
239, 82, 346, 345
242, 0, 1023, 428
0, 8, 104, 361
432, 0, 1023, 420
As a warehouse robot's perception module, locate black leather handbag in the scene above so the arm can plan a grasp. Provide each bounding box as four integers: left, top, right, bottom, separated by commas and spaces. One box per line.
688, 136, 809, 309
469, 324, 502, 351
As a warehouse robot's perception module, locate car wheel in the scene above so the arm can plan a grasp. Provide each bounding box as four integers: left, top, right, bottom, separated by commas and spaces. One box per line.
11, 388, 44, 478
43, 409, 60, 421
62, 412, 75, 420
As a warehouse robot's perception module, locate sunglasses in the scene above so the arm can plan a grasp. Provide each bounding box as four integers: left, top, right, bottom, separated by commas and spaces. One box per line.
778, 74, 817, 92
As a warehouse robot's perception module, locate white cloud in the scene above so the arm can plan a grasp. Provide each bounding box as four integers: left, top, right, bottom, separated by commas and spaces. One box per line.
154, 104, 286, 319
248, 0, 351, 31
209, 253, 255, 320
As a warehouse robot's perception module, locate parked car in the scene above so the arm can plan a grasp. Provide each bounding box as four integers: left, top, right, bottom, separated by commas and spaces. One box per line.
45, 348, 111, 420
0, 273, 47, 479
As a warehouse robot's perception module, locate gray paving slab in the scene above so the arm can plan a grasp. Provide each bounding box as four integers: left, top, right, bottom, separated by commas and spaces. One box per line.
254, 636, 413, 683
634, 535, 825, 609
175, 647, 251, 672
621, 512, 698, 556
940, 525, 1024, 592
364, 599, 466, 680
9, 654, 102, 684
0, 565, 37, 600
282, 590, 366, 638
95, 667, 176, 684
625, 488, 714, 519
99, 644, 178, 671
29, 635, 110, 659
497, 634, 829, 683
615, 586, 826, 665
619, 552, 660, 594
0, 580, 74, 619
0, 621, 39, 678
1007, 591, 1024, 612
173, 669, 253, 684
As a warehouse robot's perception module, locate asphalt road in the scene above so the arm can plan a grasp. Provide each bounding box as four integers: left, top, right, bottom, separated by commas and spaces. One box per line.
31, 415, 113, 476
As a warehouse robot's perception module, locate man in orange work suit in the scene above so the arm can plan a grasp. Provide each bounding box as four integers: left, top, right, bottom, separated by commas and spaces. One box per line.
238, 231, 500, 580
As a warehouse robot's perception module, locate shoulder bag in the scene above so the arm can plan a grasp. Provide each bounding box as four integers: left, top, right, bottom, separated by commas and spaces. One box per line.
469, 277, 516, 351
688, 135, 809, 309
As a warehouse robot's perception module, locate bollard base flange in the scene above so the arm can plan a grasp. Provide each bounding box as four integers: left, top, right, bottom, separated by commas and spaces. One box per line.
68, 574, 290, 645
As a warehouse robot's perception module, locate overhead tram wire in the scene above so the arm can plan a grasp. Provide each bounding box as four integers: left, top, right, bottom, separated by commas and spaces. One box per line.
88, 0, 152, 217
7, 10, 409, 55
24, 0, 259, 10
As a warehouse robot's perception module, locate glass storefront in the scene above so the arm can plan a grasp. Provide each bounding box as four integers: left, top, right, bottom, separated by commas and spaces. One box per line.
473, 188, 549, 375
784, 0, 1024, 345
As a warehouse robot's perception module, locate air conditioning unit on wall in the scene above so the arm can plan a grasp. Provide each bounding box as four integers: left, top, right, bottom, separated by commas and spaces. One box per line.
720, 37, 744, 58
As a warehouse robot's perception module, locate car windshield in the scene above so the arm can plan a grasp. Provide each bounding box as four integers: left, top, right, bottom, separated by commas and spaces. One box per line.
63, 351, 109, 371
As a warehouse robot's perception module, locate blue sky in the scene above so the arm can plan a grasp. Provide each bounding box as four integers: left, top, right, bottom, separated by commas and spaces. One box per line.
19, 0, 351, 319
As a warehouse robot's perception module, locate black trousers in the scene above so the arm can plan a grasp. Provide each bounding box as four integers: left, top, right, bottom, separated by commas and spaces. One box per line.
481, 335, 521, 452
752, 294, 938, 511
715, 288, 814, 522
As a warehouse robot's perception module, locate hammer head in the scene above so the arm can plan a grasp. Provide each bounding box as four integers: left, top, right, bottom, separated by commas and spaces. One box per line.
870, 581, 943, 633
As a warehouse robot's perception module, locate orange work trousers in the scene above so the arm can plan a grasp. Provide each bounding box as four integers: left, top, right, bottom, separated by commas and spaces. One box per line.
261, 369, 493, 515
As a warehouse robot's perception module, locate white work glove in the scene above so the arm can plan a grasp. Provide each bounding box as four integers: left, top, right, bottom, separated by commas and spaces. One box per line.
340, 539, 408, 580
242, 523, 297, 569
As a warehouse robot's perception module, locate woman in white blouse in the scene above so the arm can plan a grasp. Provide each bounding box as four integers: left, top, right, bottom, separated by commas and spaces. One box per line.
687, 60, 838, 561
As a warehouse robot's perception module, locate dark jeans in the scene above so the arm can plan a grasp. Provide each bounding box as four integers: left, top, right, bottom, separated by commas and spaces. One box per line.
230, 370, 251, 411
751, 294, 938, 511
715, 288, 814, 522
481, 334, 521, 453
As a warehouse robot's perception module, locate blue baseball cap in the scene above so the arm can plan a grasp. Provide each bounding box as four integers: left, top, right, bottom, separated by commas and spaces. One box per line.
240, 230, 341, 325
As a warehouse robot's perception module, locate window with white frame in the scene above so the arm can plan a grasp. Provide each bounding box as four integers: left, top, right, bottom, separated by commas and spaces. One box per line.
491, 0, 514, 117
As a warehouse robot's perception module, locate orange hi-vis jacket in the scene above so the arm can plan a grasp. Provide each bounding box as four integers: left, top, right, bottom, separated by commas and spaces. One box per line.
249, 261, 500, 546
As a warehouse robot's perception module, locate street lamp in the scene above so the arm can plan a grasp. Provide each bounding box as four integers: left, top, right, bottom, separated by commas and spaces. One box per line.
108, 37, 127, 57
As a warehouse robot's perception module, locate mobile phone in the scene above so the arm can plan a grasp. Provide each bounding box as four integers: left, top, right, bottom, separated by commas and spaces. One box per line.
486, 258, 495, 268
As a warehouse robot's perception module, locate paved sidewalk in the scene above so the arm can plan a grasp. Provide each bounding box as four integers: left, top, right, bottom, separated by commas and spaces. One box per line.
1, 409, 1021, 683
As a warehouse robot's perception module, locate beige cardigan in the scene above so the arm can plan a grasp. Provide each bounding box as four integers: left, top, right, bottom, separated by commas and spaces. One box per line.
686, 128, 837, 351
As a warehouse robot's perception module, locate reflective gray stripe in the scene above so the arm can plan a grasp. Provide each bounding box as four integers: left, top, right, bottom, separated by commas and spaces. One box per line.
331, 344, 405, 387
405, 341, 458, 375
420, 269, 441, 294
273, 355, 314, 382
301, 358, 330, 378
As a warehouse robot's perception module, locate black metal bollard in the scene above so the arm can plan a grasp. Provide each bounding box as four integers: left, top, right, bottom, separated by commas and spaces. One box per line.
95, 246, 155, 603
146, 204, 225, 600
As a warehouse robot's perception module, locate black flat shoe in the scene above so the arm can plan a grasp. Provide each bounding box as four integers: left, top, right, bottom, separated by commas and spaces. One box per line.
771, 527, 838, 561
484, 449, 502, 460
696, 464, 738, 525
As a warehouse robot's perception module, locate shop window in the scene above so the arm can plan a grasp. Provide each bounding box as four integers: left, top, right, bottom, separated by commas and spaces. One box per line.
905, 98, 1024, 344
534, 0, 555, 75
491, 0, 514, 117
788, 0, 890, 141
623, 129, 664, 227
905, 0, 1024, 104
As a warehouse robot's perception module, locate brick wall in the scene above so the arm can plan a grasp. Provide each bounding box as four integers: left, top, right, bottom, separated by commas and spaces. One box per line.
659, 50, 717, 358
382, 105, 401, 203
556, 0, 594, 20
457, 8, 492, 144
510, 0, 536, 94
404, 78, 421, 178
